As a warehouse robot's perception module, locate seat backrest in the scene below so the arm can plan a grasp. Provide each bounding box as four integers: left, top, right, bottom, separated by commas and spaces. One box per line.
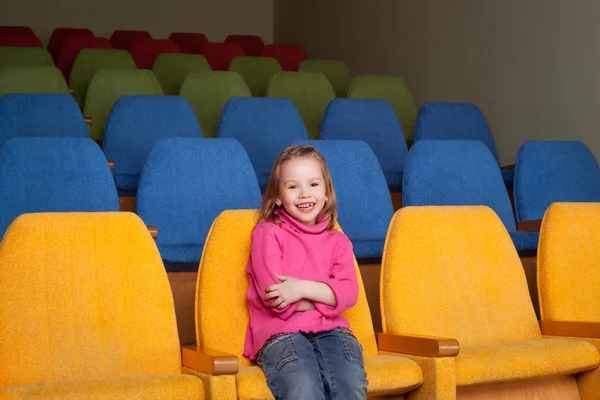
0, 26, 35, 37
69, 49, 137, 107
168, 32, 208, 54
348, 75, 417, 142
262, 44, 307, 71
0, 212, 182, 386
83, 69, 164, 141
196, 209, 379, 368
217, 97, 308, 190
225, 34, 265, 57
538, 202, 600, 323
0, 94, 89, 146
110, 30, 152, 50
403, 140, 516, 232
299, 59, 352, 98
152, 53, 211, 95
47, 27, 94, 60
514, 141, 600, 222
136, 138, 262, 263
0, 66, 69, 96
199, 42, 245, 71
56, 36, 112, 80
180, 71, 251, 138
228, 56, 282, 97
382, 206, 540, 346
266, 71, 335, 140
321, 99, 408, 191
129, 39, 180, 70
0, 34, 42, 47
103, 95, 202, 191
0, 47, 54, 67
414, 102, 499, 164
0, 137, 120, 239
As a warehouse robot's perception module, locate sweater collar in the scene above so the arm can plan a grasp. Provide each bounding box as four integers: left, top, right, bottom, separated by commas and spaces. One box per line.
275, 208, 329, 234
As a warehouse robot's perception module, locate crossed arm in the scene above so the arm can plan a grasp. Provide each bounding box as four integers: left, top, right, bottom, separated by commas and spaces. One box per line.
264, 274, 337, 311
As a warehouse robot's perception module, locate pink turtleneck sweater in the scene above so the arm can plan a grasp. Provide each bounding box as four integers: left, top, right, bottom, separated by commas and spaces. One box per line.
243, 209, 359, 360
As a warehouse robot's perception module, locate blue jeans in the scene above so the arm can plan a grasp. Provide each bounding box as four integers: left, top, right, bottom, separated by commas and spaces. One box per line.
257, 328, 368, 400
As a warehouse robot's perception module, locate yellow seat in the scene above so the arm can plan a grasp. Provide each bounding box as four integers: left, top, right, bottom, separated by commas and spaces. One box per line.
538, 202, 600, 399
381, 206, 599, 399
0, 212, 204, 399
182, 209, 424, 399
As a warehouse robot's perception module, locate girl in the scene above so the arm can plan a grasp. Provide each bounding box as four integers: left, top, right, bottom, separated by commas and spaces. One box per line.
243, 145, 368, 399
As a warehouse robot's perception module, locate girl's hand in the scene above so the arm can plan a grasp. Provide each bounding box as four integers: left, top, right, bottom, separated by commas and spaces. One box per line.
264, 275, 306, 309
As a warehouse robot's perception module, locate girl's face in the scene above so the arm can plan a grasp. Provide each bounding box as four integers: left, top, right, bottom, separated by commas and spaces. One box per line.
276, 157, 328, 226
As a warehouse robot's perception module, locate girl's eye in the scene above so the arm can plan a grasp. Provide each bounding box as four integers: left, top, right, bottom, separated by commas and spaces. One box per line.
288, 185, 297, 189
310, 182, 319, 187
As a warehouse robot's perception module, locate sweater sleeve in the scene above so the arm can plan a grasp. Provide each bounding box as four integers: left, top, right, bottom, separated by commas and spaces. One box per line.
313, 234, 359, 318
247, 224, 301, 320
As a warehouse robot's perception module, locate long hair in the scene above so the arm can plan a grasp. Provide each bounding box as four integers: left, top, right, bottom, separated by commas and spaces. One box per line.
257, 145, 337, 230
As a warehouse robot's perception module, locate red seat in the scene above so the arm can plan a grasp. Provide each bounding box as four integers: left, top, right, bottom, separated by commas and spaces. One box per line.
48, 28, 94, 61
225, 34, 264, 57
199, 42, 244, 71
56, 37, 112, 80
0, 26, 35, 37
110, 30, 152, 50
262, 44, 307, 71
0, 34, 42, 47
169, 32, 208, 54
129, 39, 180, 69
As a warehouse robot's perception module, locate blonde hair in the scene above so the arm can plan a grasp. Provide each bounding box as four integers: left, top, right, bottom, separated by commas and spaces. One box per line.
257, 145, 337, 230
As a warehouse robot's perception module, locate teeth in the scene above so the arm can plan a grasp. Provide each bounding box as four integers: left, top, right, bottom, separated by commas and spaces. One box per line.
297, 203, 314, 209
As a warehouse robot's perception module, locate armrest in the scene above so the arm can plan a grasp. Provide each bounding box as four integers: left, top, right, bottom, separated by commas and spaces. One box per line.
147, 226, 158, 239
541, 320, 600, 338
501, 164, 515, 170
182, 344, 239, 375
107, 160, 114, 170
68, 88, 74, 95
377, 332, 459, 357
517, 219, 542, 232
84, 116, 92, 126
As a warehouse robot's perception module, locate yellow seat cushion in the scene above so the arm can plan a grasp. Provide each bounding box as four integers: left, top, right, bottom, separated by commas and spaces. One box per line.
235, 356, 423, 399
456, 338, 600, 387
0, 374, 204, 399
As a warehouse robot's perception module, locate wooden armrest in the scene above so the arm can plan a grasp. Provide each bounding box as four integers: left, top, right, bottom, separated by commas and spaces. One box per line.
107, 160, 114, 170
147, 226, 158, 239
84, 116, 92, 126
377, 332, 459, 357
68, 88, 74, 95
517, 219, 542, 232
182, 344, 239, 375
541, 320, 600, 338
501, 163, 515, 170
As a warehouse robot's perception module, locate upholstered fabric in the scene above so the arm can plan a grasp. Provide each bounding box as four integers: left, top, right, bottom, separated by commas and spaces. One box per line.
109, 30, 152, 50
47, 28, 94, 60
228, 56, 282, 97
217, 97, 308, 191
56, 37, 112, 80
262, 44, 307, 71
266, 72, 335, 139
0, 138, 119, 238
0, 374, 204, 399
183, 370, 236, 400
180, 71, 251, 138
129, 39, 180, 70
169, 33, 208, 54
0, 35, 42, 48
103, 95, 202, 192
195, 209, 422, 397
514, 141, 600, 222
0, 47, 53, 67
83, 69, 164, 141
225, 35, 265, 57
0, 94, 88, 145
153, 53, 211, 95
298, 59, 352, 98
136, 139, 261, 267
321, 99, 408, 191
199, 42, 245, 71
348, 75, 416, 142
69, 49, 136, 106
0, 66, 68, 96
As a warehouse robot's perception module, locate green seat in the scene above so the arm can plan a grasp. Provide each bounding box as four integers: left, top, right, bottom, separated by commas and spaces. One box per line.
152, 53, 211, 95
69, 49, 137, 107
180, 71, 250, 138
83, 69, 163, 141
266, 72, 335, 139
348, 75, 417, 142
0, 66, 68, 96
299, 59, 352, 98
228, 56, 282, 97
0, 47, 54, 67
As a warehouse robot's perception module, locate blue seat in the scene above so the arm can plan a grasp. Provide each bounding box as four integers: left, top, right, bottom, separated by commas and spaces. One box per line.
306, 140, 393, 259
0, 94, 88, 146
414, 102, 514, 189
217, 97, 308, 192
321, 99, 408, 191
135, 138, 262, 270
403, 140, 538, 253
103, 96, 202, 195
514, 141, 600, 223
0, 137, 119, 239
